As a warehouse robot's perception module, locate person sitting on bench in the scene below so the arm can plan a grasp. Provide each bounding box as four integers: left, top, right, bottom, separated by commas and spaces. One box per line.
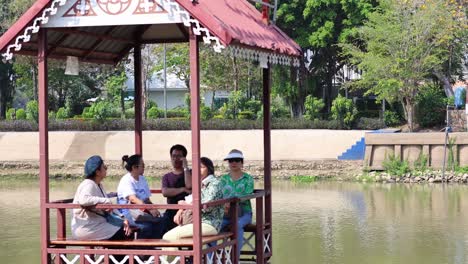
220, 149, 254, 256
71, 155, 133, 241
117, 154, 168, 239
163, 157, 224, 240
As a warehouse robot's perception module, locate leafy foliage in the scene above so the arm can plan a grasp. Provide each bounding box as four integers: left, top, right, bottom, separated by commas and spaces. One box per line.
331, 95, 357, 128
304, 95, 324, 120
6, 108, 15, 120
88, 101, 113, 121
15, 109, 26, 120
382, 154, 410, 177
26, 100, 39, 123
147, 106, 162, 119
383, 110, 402, 127
416, 84, 446, 127
56, 107, 69, 120
341, 0, 466, 131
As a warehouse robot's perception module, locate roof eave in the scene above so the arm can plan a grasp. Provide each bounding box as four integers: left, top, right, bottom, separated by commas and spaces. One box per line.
0, 0, 51, 53
173, 0, 232, 46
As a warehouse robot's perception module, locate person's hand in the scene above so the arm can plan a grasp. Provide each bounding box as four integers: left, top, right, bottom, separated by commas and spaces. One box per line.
149, 209, 160, 217
224, 204, 230, 215
174, 209, 183, 225
181, 157, 189, 169
123, 220, 133, 236
178, 200, 187, 205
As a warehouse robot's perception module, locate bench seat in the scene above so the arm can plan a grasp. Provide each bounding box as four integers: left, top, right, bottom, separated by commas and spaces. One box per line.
50, 232, 232, 248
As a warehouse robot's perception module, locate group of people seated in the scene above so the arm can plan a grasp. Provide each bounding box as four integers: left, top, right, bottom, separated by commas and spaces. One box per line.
71, 144, 254, 256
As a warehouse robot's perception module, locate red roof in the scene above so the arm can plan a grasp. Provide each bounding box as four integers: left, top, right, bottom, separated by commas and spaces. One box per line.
0, 0, 301, 63
175, 0, 301, 57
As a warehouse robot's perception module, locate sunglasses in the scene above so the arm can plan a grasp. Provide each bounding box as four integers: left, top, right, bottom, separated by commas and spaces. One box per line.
228, 158, 243, 163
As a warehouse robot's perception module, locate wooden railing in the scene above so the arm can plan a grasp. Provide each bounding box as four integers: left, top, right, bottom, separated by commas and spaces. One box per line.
47, 189, 269, 264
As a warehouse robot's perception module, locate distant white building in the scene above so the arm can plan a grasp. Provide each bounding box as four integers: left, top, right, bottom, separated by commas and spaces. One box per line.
126, 70, 228, 109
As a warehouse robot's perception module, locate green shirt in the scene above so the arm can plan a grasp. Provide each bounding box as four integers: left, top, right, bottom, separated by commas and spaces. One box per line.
201, 175, 224, 231
220, 172, 254, 213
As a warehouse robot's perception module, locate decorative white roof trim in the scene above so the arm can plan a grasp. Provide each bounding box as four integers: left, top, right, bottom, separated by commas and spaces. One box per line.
226, 45, 300, 68
2, 0, 68, 61
164, 0, 225, 52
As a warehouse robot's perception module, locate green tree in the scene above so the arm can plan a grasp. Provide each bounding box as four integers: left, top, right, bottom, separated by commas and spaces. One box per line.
331, 94, 357, 128
304, 95, 325, 120
342, 0, 466, 131
275, 0, 377, 113
25, 100, 39, 123
105, 71, 128, 119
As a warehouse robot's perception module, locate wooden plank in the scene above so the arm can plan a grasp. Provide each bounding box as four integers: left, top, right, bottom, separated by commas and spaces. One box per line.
50, 232, 232, 248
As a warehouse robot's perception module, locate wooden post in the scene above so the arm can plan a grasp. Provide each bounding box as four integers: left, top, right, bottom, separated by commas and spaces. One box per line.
134, 45, 143, 155
263, 66, 272, 261
38, 28, 51, 264
189, 30, 202, 264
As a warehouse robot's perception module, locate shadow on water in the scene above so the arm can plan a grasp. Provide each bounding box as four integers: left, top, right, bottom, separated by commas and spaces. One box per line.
2, 179, 468, 264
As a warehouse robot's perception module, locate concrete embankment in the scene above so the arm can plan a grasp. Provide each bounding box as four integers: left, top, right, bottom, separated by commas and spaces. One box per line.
0, 130, 366, 161
0, 130, 366, 179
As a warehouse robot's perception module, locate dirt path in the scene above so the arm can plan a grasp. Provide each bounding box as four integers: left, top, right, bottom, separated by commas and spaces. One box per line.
0, 160, 363, 181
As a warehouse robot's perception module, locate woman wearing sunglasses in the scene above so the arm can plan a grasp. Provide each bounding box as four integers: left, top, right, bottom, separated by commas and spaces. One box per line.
220, 149, 254, 257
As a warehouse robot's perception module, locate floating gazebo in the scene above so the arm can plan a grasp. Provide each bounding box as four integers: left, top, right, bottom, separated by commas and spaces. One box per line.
0, 0, 301, 263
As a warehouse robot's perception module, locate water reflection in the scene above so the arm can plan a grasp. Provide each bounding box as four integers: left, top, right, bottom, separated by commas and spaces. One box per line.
1, 180, 468, 263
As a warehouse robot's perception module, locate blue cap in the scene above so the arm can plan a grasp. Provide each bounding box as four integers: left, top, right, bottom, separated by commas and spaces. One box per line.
84, 155, 103, 177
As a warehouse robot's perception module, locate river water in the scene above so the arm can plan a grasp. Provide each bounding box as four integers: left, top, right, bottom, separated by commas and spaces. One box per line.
1, 180, 468, 264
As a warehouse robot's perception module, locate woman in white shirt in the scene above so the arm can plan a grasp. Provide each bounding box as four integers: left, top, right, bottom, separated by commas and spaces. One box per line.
71, 155, 132, 240
117, 154, 167, 238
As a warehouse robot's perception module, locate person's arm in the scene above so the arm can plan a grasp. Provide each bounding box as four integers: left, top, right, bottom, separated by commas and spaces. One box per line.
77, 182, 111, 206
162, 186, 188, 197
182, 158, 192, 190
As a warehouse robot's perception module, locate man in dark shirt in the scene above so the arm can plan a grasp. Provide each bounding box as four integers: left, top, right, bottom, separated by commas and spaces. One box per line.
162, 144, 191, 229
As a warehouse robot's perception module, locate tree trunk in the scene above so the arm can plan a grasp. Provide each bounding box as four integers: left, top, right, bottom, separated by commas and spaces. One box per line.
434, 71, 454, 97
232, 57, 239, 91
120, 88, 125, 119
403, 98, 415, 132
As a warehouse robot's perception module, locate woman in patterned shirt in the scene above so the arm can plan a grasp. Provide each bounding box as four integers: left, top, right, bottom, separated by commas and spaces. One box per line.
163, 157, 224, 240
220, 149, 254, 257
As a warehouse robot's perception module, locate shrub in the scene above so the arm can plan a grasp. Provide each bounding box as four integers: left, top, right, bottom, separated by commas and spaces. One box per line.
355, 117, 385, 130
48, 111, 56, 120
89, 100, 113, 121
200, 105, 213, 120
147, 106, 162, 119
384, 111, 402, 127
125, 108, 135, 119
0, 120, 38, 131
413, 153, 428, 171
167, 108, 188, 118
82, 107, 93, 118
244, 99, 262, 116
16, 109, 26, 120
304, 95, 324, 120
238, 110, 255, 120
382, 154, 410, 177
331, 95, 357, 129
6, 108, 15, 120
26, 100, 39, 123
416, 84, 445, 127
56, 107, 69, 119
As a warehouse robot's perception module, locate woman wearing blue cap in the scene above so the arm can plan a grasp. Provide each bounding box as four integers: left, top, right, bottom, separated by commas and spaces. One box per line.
71, 155, 133, 241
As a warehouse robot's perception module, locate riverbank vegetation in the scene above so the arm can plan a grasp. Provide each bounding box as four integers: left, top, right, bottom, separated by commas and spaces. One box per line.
357, 152, 468, 184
